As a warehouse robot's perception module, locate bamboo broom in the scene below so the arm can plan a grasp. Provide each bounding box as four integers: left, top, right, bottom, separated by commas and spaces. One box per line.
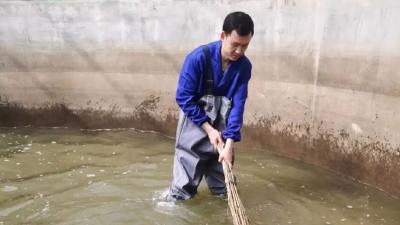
218, 145, 250, 225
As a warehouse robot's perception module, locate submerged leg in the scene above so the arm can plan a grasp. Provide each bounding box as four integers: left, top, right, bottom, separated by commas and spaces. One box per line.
169, 149, 203, 200
205, 155, 227, 195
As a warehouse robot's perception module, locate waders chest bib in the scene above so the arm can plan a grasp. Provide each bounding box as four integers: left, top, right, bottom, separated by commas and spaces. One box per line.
169, 46, 232, 200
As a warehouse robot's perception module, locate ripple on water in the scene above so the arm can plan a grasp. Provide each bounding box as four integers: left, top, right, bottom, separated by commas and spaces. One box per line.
1, 186, 18, 192
151, 188, 200, 222
152, 189, 179, 215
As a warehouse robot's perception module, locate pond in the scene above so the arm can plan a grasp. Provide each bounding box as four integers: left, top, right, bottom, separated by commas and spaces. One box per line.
0, 128, 399, 225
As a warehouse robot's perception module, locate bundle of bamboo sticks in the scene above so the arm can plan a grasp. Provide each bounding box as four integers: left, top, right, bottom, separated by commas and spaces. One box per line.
218, 145, 250, 225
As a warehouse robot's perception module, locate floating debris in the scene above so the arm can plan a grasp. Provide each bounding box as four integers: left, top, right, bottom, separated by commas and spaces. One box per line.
36, 193, 44, 199
42, 201, 50, 212
122, 170, 131, 175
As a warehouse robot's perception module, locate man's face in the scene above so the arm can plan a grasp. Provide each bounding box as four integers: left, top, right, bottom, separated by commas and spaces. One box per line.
221, 30, 252, 62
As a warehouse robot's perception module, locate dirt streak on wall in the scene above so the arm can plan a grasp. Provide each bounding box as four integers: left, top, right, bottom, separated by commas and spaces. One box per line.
1, 99, 399, 198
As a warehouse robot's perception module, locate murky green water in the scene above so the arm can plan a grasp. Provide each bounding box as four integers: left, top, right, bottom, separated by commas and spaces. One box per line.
0, 128, 399, 225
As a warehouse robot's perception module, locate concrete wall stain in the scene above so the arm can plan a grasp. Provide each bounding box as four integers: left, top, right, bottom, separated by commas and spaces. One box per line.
0, 96, 177, 136
241, 116, 400, 198
0, 97, 399, 198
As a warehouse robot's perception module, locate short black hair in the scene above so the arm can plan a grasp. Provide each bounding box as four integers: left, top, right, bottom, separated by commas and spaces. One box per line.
223, 11, 254, 36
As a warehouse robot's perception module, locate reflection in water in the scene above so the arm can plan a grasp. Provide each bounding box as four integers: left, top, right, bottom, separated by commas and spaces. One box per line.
0, 128, 399, 225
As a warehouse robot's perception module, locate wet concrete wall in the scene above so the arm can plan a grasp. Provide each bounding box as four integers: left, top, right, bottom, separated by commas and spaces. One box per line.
1, 1, 399, 197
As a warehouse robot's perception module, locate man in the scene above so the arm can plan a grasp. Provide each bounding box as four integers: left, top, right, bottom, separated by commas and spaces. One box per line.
168, 11, 254, 200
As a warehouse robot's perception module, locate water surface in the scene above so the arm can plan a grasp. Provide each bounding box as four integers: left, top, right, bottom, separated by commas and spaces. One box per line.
0, 128, 399, 225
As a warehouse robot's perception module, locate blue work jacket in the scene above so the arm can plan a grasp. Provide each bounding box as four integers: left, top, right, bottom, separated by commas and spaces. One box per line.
176, 40, 252, 142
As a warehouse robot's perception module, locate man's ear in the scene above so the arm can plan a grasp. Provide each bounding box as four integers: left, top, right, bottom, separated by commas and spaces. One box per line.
220, 31, 226, 41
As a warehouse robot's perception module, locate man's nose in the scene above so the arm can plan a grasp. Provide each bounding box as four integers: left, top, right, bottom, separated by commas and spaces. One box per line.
235, 48, 243, 54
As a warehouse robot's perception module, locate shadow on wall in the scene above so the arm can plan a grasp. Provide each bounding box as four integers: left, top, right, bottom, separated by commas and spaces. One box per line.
1, 2, 181, 110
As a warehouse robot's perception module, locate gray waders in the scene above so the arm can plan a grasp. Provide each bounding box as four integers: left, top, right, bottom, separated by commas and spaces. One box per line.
169, 46, 232, 200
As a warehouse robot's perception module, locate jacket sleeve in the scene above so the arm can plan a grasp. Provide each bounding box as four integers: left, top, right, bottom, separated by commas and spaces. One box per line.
175, 53, 209, 127
222, 64, 252, 142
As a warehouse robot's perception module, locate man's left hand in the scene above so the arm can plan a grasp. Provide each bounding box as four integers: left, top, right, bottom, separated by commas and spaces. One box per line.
218, 138, 234, 168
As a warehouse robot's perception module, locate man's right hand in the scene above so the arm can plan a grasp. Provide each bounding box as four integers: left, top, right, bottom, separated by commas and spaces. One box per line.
201, 122, 223, 151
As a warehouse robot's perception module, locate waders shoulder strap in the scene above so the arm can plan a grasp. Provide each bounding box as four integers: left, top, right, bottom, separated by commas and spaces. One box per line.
202, 45, 214, 95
